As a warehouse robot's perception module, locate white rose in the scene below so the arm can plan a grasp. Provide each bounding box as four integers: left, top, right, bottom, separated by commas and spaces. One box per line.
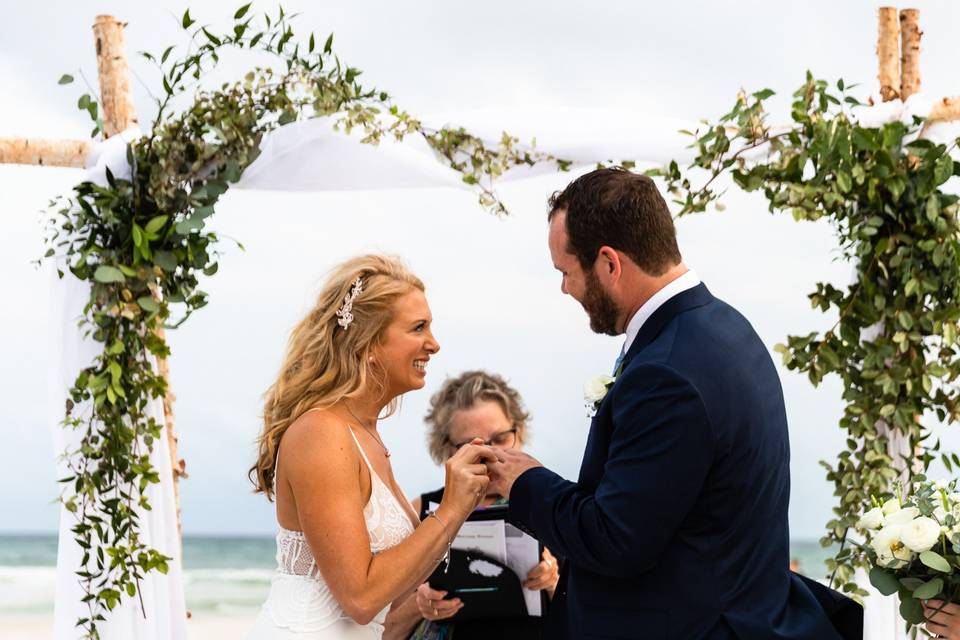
872, 524, 913, 567
583, 375, 615, 403
901, 516, 943, 553
882, 498, 901, 515
857, 507, 885, 530
885, 506, 919, 526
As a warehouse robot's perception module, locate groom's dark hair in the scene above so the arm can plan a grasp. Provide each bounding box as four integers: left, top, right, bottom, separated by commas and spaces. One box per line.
548, 168, 681, 276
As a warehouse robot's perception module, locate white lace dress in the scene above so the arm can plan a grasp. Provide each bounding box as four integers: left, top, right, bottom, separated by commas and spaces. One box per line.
247, 429, 417, 639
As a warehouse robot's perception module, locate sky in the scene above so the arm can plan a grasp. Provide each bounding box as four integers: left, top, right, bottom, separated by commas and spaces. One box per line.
3, 0, 960, 539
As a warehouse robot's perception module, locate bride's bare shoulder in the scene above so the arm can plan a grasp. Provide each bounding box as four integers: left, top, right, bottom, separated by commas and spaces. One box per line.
280, 408, 357, 466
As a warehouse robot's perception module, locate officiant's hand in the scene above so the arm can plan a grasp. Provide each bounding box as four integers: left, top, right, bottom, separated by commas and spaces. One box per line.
487, 448, 543, 498
415, 583, 463, 621
524, 547, 559, 596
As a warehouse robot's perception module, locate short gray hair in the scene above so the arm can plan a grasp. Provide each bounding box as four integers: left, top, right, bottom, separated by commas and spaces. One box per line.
424, 370, 530, 465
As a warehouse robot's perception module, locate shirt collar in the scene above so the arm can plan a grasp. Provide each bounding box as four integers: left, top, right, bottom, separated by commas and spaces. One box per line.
621, 269, 701, 355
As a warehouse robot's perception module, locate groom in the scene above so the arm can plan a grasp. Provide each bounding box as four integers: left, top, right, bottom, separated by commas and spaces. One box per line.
487, 168, 861, 639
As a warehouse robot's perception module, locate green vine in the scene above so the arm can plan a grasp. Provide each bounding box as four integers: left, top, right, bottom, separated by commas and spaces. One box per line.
46, 5, 569, 637
651, 72, 960, 598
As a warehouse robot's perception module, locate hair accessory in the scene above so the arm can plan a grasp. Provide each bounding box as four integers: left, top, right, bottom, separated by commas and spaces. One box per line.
336, 276, 364, 330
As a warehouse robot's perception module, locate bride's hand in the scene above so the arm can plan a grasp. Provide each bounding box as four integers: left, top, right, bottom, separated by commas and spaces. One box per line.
441, 438, 495, 518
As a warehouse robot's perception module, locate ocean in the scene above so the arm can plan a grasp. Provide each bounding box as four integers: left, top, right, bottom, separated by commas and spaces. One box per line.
0, 533, 837, 616
0, 534, 276, 616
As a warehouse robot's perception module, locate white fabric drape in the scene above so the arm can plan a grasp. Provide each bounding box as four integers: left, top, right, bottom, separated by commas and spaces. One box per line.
235, 107, 697, 191
49, 127, 188, 640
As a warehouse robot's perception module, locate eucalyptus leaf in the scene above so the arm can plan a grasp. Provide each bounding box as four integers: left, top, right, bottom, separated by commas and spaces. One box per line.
93, 266, 125, 284
920, 550, 952, 573
869, 566, 900, 596
912, 577, 944, 600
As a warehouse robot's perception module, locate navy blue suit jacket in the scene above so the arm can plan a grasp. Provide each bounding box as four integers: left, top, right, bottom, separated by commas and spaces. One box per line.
510, 284, 860, 639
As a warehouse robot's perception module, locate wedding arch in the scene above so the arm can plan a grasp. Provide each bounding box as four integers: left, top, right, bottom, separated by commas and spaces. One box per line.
652, 5, 960, 629
7, 4, 960, 638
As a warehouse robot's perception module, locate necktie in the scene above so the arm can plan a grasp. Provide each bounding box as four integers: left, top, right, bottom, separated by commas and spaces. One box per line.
612, 347, 625, 377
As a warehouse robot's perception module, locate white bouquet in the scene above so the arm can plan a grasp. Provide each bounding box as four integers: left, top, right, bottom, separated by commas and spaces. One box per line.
856, 477, 960, 629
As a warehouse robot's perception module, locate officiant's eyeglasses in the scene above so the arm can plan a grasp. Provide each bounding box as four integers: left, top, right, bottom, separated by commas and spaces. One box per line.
449, 427, 517, 450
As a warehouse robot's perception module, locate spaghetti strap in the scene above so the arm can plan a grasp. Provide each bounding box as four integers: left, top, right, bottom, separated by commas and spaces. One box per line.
346, 428, 376, 471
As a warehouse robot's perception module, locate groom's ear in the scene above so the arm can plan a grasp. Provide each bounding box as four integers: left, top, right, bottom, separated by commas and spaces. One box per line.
595, 246, 622, 281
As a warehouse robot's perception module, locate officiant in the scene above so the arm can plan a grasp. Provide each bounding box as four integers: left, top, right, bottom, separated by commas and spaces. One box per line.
383, 371, 559, 640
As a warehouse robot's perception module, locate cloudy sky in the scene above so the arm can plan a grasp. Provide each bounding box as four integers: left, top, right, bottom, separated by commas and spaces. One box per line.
3, 0, 960, 539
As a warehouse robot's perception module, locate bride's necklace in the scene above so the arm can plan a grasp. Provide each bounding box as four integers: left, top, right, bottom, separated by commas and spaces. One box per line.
346, 404, 390, 458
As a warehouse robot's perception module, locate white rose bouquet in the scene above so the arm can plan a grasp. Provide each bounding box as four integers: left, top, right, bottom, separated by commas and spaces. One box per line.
855, 477, 960, 628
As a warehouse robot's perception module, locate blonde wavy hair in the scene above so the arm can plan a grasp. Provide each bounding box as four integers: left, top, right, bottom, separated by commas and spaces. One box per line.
250, 254, 425, 499
424, 370, 530, 465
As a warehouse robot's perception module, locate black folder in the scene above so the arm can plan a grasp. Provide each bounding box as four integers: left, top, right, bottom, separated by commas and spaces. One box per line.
426, 504, 546, 623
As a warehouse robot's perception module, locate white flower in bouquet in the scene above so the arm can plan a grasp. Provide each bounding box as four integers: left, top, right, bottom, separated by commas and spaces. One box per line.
872, 524, 914, 566
934, 505, 948, 523
900, 516, 942, 553
882, 497, 901, 515
857, 507, 885, 530
885, 506, 920, 527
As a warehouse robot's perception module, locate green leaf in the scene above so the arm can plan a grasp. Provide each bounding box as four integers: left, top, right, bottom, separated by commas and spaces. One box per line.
835, 170, 852, 193
935, 154, 954, 186
920, 550, 952, 573
323, 32, 333, 54
869, 566, 900, 596
913, 577, 944, 600
175, 216, 204, 234
144, 215, 168, 234
161, 46, 175, 64
182, 9, 194, 29
93, 266, 125, 284
137, 296, 160, 313
154, 251, 177, 272
234, 3, 251, 19
309, 33, 315, 53
132, 224, 144, 248
58, 74, 74, 85
899, 595, 925, 624
927, 195, 941, 223
202, 28, 222, 46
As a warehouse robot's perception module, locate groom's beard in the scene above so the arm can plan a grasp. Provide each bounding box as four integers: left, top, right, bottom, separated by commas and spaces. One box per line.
583, 271, 620, 336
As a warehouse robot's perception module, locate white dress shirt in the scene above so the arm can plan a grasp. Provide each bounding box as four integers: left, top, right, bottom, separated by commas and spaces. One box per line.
620, 269, 701, 356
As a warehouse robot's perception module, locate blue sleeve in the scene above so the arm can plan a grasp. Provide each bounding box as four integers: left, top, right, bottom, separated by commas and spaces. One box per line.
509, 363, 714, 578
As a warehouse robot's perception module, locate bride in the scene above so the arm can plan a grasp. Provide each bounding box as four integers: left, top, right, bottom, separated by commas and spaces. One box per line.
247, 254, 495, 639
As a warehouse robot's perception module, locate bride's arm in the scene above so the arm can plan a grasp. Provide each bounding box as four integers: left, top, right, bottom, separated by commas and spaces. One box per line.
282, 419, 490, 625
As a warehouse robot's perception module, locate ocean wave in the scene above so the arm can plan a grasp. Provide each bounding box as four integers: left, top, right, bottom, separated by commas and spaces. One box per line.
0, 565, 272, 614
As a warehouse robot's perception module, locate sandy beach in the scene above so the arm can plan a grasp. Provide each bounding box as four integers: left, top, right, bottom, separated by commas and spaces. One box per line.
1, 612, 259, 639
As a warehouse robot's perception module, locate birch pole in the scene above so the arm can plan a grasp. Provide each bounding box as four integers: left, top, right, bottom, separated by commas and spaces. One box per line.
0, 138, 91, 167
877, 7, 900, 102
92, 15, 185, 537
899, 9, 922, 101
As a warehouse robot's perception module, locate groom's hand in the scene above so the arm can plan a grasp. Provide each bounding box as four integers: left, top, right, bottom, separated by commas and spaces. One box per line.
487, 448, 543, 498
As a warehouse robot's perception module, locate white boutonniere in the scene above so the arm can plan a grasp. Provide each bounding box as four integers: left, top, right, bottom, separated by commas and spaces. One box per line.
584, 374, 616, 417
